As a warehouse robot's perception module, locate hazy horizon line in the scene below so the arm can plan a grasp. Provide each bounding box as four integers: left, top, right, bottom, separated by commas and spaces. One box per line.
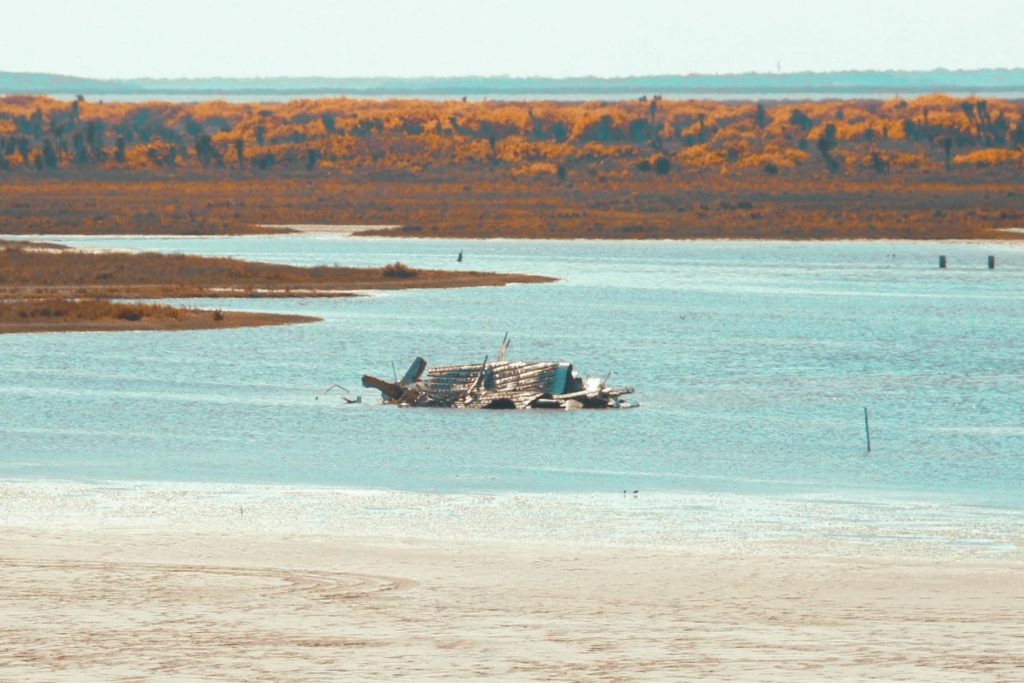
7, 66, 1024, 82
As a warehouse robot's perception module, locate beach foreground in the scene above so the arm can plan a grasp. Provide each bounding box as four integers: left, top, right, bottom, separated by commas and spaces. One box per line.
2, 524, 1021, 681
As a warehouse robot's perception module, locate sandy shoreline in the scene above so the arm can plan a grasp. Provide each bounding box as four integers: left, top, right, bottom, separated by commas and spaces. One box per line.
1, 481, 1022, 680
2, 526, 1021, 681
261, 223, 402, 236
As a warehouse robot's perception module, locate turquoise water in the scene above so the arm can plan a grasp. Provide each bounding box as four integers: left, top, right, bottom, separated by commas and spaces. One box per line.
2, 236, 1023, 549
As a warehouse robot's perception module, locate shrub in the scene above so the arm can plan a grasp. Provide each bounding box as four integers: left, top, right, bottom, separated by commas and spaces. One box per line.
511, 162, 559, 177
953, 149, 1021, 167
116, 306, 144, 321
382, 261, 418, 278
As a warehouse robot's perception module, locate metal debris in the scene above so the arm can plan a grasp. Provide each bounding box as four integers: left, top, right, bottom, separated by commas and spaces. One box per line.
316, 384, 362, 404
362, 337, 637, 410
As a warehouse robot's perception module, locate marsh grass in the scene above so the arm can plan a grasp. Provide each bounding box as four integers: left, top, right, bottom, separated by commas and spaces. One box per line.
0, 298, 186, 323
0, 171, 1020, 241
0, 241, 548, 333
0, 242, 548, 299
0, 296, 325, 333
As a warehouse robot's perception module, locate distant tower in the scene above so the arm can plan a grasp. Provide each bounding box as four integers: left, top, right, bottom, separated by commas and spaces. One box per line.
777, 61, 782, 74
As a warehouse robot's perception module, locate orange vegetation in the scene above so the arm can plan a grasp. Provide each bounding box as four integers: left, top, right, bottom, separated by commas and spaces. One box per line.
0, 94, 1023, 239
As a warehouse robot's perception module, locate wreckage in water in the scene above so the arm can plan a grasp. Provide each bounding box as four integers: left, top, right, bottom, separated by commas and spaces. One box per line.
362, 337, 637, 410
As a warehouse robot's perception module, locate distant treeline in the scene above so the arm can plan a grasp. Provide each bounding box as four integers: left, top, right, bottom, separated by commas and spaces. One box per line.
0, 94, 1022, 176
3, 69, 1024, 96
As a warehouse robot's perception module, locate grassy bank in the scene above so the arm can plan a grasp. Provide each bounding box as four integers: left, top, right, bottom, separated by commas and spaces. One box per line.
0, 241, 552, 333
0, 240, 552, 298
0, 298, 317, 334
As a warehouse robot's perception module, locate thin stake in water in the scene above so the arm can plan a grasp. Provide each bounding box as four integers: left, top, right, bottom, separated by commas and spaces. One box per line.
864, 407, 872, 453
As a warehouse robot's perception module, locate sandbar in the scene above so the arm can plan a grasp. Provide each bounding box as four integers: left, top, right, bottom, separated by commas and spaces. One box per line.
1, 485, 1020, 681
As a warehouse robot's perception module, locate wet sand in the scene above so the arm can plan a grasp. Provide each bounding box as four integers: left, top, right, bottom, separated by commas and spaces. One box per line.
2, 525, 1021, 681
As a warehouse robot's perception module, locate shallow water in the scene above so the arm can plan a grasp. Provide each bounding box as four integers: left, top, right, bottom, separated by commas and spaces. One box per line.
2, 236, 1023, 553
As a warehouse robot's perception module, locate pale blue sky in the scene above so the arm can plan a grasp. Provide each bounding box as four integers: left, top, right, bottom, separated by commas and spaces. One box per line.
5, 0, 1023, 78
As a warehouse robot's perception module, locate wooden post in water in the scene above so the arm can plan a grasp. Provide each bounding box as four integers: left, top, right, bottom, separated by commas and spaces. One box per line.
863, 407, 872, 453
939, 255, 947, 269
988, 255, 995, 269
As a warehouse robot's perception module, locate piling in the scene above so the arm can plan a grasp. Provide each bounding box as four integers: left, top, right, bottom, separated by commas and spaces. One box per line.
988, 255, 995, 269
939, 255, 947, 269
863, 407, 872, 453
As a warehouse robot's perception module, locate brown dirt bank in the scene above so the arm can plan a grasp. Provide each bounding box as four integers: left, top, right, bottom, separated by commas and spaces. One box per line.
1, 171, 1021, 241
0, 298, 318, 334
